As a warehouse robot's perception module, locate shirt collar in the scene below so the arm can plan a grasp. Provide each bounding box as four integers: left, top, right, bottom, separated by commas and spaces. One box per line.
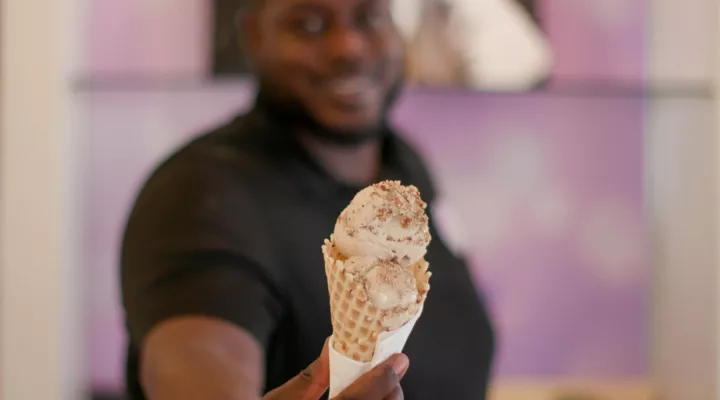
238, 96, 436, 204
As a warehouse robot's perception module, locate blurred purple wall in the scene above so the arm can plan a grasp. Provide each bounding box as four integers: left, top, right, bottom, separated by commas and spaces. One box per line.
81, 0, 648, 392
396, 93, 647, 376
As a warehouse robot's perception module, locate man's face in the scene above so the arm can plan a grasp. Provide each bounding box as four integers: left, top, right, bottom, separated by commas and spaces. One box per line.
247, 0, 404, 137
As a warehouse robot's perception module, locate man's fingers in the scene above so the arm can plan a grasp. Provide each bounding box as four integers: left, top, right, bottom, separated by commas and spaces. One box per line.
264, 338, 330, 400
336, 353, 409, 399
383, 386, 404, 400
387, 354, 410, 378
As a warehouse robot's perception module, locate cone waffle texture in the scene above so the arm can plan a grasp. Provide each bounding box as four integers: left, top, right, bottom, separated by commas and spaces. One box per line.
323, 235, 431, 362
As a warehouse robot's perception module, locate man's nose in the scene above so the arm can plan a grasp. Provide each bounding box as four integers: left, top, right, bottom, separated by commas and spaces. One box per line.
325, 27, 366, 67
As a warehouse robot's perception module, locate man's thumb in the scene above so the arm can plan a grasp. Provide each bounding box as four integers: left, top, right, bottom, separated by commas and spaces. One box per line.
264, 338, 330, 400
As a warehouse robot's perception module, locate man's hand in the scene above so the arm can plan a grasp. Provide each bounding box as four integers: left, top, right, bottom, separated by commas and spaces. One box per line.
264, 339, 409, 400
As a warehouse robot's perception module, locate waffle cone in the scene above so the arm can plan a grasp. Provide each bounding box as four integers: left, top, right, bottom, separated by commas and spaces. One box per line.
322, 235, 431, 362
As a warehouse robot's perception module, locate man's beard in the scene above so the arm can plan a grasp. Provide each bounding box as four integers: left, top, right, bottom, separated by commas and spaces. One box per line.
254, 75, 403, 148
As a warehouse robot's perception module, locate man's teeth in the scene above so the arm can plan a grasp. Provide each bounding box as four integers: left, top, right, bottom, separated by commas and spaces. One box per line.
330, 78, 372, 95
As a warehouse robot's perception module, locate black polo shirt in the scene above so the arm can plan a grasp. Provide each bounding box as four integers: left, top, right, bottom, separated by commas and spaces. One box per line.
120, 102, 495, 399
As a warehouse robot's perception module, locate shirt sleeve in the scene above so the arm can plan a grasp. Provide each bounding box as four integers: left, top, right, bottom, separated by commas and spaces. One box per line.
120, 148, 284, 350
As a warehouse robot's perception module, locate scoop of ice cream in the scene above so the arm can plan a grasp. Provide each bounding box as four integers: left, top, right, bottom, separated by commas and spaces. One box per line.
334, 180, 431, 265
364, 261, 418, 310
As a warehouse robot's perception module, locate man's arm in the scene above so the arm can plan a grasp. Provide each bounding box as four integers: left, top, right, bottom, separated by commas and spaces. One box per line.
121, 153, 281, 399
140, 317, 263, 400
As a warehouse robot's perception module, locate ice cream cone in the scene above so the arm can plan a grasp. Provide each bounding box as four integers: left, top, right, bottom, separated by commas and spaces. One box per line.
322, 181, 433, 397
323, 235, 431, 362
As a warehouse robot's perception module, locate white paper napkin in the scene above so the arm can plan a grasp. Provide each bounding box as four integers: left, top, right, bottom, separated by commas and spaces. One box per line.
328, 305, 424, 398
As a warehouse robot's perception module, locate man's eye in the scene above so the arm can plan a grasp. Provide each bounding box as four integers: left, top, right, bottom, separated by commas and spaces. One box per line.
291, 15, 326, 35
358, 8, 388, 30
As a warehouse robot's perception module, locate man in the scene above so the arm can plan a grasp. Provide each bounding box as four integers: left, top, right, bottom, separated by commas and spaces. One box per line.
120, 0, 495, 398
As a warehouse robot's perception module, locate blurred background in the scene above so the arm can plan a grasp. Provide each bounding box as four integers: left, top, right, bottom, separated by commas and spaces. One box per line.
1, 0, 718, 399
